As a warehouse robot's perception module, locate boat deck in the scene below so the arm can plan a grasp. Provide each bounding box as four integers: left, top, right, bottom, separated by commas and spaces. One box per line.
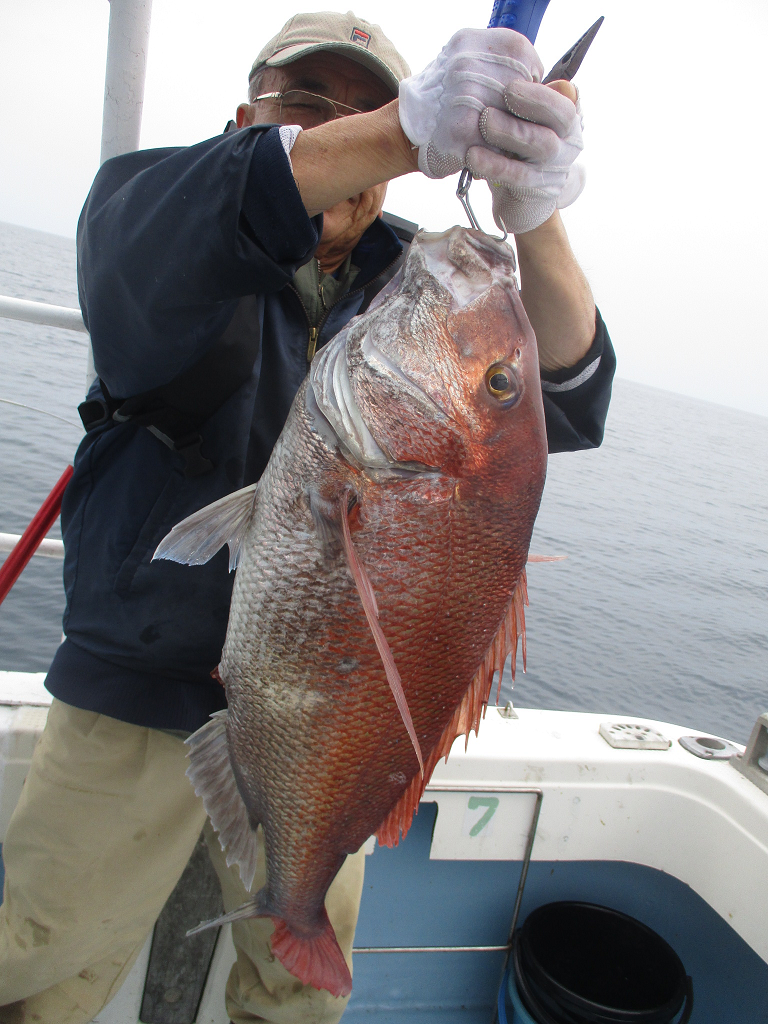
2, 676, 767, 1021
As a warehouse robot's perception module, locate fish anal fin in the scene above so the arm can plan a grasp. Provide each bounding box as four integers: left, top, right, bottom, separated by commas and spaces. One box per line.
153, 482, 258, 572
270, 910, 352, 998
187, 893, 262, 937
376, 571, 528, 849
185, 709, 260, 890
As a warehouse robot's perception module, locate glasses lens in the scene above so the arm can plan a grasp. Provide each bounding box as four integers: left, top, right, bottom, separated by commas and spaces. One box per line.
279, 90, 338, 127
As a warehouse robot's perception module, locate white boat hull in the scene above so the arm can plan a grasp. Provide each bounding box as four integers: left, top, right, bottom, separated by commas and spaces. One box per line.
2, 672, 767, 1021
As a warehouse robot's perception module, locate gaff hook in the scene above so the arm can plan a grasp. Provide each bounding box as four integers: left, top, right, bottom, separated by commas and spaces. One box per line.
456, 169, 509, 244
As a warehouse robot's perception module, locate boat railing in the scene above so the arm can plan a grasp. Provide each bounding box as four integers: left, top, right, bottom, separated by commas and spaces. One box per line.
0, 534, 64, 560
0, 296, 83, 596
0, 295, 86, 335
0, 0, 152, 379
0, 0, 154, 596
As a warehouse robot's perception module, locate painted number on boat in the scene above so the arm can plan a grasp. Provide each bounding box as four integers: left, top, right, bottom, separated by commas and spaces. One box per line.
466, 796, 499, 837
429, 791, 538, 860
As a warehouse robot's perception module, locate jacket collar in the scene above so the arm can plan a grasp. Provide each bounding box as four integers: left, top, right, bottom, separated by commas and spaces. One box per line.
348, 214, 404, 291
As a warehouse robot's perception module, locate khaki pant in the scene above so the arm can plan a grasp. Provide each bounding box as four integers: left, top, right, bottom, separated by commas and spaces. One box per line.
0, 699, 365, 1024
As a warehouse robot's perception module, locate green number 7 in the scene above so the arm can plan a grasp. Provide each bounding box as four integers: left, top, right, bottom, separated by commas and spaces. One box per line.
468, 796, 499, 836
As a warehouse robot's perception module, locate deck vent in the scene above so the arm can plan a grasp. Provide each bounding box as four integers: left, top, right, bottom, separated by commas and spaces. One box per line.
599, 722, 670, 750
731, 712, 768, 795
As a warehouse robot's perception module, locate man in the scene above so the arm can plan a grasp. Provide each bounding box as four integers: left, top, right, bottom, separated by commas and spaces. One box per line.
0, 11, 614, 1023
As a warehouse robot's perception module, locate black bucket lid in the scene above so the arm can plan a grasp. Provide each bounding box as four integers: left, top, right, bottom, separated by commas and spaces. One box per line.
517, 902, 689, 1024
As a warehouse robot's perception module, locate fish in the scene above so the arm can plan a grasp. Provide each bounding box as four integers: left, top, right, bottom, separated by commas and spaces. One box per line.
153, 224, 548, 998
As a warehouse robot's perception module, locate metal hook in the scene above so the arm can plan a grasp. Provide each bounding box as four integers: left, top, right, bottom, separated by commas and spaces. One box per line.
456, 169, 508, 244
457, 169, 480, 231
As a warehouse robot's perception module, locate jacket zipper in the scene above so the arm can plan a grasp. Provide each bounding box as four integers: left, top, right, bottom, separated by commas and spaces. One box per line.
288, 250, 404, 366
307, 326, 320, 362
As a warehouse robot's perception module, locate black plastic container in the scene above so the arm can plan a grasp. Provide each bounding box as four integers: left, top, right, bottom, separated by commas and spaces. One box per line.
512, 902, 693, 1024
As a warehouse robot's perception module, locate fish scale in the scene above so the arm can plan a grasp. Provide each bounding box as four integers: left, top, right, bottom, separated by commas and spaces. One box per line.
154, 225, 548, 998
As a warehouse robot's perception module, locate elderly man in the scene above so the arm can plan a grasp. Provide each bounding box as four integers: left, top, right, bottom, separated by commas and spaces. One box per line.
0, 10, 614, 1024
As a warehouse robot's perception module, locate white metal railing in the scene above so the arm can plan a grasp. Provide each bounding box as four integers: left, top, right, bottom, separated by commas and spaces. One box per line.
0, 295, 87, 334
0, 534, 65, 560
101, 0, 154, 164
0, 0, 153, 375
1, 0, 153, 581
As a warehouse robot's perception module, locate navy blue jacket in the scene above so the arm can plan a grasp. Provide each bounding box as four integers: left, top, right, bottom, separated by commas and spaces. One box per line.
45, 125, 616, 732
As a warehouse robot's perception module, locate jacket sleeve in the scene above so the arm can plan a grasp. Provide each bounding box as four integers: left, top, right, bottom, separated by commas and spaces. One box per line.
76, 126, 320, 398
541, 309, 616, 453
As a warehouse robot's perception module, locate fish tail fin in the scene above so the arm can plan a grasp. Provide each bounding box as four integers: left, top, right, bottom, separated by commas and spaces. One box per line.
270, 908, 352, 998
187, 892, 351, 997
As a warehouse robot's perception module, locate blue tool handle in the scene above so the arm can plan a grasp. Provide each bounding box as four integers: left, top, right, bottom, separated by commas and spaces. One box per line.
488, 0, 551, 43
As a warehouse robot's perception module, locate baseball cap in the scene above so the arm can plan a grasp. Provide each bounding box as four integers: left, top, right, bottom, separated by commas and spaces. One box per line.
250, 11, 411, 98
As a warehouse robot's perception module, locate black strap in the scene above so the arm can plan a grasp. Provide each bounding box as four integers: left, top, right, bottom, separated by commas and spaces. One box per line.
78, 214, 418, 477
79, 294, 262, 477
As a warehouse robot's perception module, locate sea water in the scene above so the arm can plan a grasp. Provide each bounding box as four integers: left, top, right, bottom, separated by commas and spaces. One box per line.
0, 220, 766, 742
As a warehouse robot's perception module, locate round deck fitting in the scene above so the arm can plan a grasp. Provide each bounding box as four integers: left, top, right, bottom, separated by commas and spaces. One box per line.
679, 735, 741, 760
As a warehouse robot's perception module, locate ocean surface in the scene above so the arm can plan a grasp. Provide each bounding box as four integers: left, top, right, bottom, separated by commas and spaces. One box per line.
0, 220, 766, 744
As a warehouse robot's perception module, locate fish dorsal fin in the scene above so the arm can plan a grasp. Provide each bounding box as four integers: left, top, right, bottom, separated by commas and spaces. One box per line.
153, 483, 258, 572
339, 494, 424, 776
185, 709, 260, 890
376, 571, 528, 848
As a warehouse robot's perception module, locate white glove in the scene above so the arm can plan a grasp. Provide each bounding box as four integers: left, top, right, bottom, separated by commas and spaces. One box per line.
399, 28, 585, 234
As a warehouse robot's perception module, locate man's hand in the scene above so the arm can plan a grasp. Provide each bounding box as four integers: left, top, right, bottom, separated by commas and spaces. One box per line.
315, 183, 388, 272
489, 79, 585, 235
398, 29, 584, 234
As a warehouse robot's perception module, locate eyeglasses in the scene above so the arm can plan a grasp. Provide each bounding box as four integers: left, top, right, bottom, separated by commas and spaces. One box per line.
252, 90, 365, 128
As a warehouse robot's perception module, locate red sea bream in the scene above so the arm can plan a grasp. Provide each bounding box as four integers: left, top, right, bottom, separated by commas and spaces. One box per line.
154, 225, 548, 998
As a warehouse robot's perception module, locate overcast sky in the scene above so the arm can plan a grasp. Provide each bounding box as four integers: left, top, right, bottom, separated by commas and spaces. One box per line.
1, 0, 766, 416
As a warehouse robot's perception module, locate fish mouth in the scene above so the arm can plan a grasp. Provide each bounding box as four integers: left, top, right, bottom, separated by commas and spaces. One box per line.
309, 331, 444, 475
308, 226, 520, 474
418, 227, 518, 308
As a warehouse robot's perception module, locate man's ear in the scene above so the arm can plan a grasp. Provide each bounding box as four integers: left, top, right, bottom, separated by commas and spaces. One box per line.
236, 103, 255, 129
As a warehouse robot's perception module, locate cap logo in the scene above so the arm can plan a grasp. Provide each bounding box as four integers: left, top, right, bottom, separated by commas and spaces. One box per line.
350, 27, 371, 48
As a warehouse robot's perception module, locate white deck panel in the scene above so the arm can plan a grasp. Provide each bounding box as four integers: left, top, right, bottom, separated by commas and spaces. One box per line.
428, 708, 767, 962
0, 670, 51, 706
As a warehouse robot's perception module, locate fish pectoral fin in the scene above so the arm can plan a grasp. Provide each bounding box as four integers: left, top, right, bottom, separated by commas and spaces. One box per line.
153, 483, 258, 572
185, 710, 260, 891
338, 493, 424, 776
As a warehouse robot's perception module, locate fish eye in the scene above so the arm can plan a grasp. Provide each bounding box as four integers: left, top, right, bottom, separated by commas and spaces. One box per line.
485, 363, 520, 404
